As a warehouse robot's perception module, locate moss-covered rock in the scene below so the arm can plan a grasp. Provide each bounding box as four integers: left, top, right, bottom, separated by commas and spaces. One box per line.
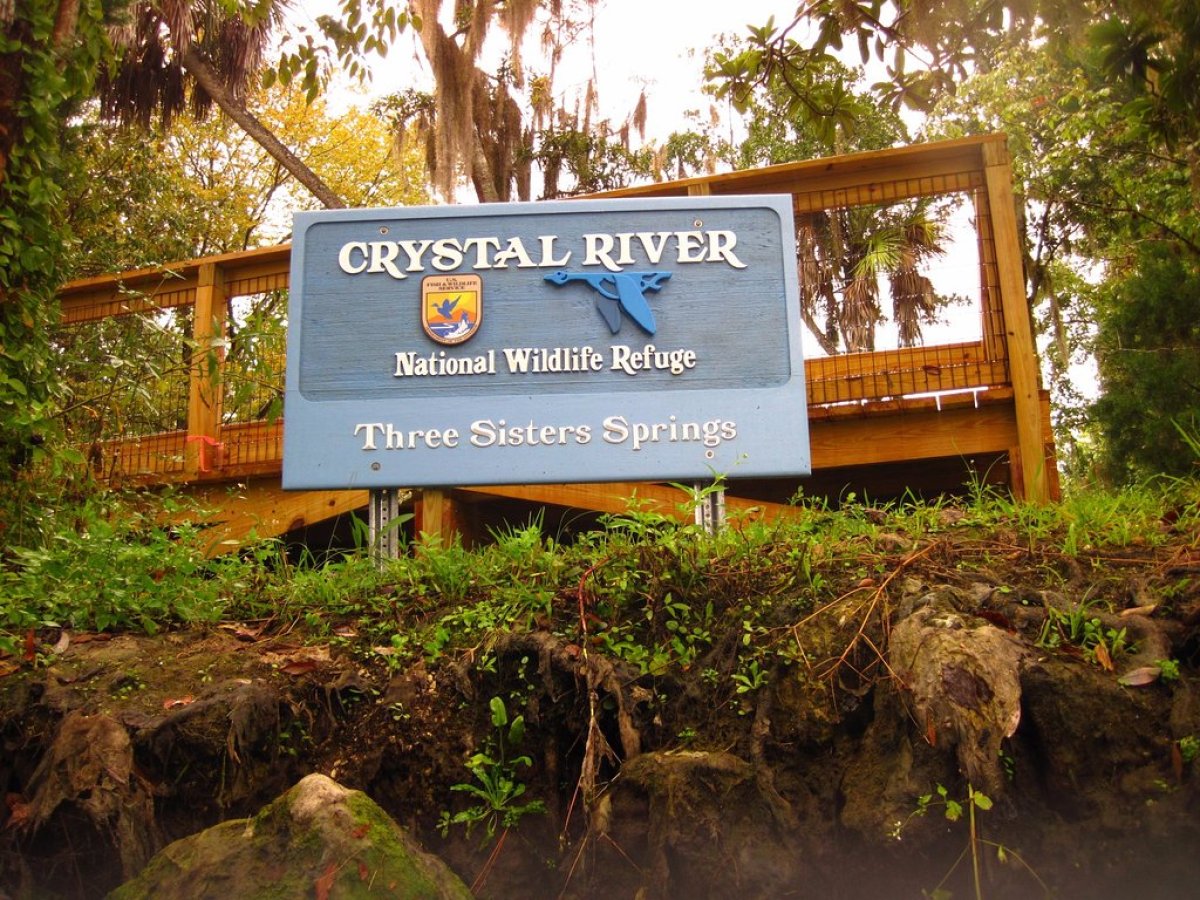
108, 773, 471, 899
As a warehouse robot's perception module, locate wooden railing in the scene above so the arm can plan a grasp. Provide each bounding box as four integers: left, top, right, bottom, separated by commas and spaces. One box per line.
57, 134, 1054, 537
59, 245, 291, 485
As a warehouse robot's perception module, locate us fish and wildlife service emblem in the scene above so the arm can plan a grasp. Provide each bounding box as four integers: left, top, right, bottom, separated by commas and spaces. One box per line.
422, 274, 482, 345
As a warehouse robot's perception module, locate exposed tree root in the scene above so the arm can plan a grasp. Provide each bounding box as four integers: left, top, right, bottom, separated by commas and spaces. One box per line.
18, 711, 158, 879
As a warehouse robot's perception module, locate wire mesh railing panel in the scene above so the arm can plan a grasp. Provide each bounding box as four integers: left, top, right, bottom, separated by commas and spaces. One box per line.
88, 431, 189, 482
61, 282, 198, 324
792, 170, 984, 217
220, 420, 284, 474
226, 270, 289, 300
792, 189, 999, 408
56, 306, 193, 477
221, 290, 287, 427
973, 186, 1012, 381
804, 342, 1009, 407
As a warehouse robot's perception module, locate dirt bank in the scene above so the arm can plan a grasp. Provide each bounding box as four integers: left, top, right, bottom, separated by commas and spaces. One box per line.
3, 533, 1200, 898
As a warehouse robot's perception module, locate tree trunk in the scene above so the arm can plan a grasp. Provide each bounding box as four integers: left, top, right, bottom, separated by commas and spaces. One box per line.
180, 45, 345, 211
471, 140, 500, 203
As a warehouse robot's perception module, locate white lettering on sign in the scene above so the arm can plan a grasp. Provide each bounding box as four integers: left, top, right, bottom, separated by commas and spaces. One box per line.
353, 423, 461, 451
469, 420, 592, 447
581, 230, 746, 271
390, 344, 700, 379
352, 415, 739, 453
601, 415, 737, 451
394, 350, 497, 377
609, 344, 697, 375
501, 346, 604, 374
336, 230, 746, 280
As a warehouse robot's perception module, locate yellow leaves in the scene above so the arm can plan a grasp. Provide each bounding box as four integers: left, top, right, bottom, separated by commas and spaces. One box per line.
255, 84, 431, 212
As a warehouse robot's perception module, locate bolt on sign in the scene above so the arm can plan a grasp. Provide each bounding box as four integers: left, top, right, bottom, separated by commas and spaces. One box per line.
283, 197, 810, 490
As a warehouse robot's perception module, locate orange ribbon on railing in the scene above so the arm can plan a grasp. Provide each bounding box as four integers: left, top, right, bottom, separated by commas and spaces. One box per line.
185, 435, 225, 473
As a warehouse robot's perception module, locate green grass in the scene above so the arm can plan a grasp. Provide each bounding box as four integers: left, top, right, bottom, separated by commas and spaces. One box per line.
2, 472, 1197, 668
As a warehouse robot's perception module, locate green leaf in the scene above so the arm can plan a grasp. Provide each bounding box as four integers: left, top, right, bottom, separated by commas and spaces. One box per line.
508, 714, 526, 748
489, 695, 508, 728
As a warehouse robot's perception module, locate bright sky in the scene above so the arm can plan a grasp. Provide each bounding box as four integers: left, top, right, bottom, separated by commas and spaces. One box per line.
549, 0, 795, 140
322, 0, 798, 142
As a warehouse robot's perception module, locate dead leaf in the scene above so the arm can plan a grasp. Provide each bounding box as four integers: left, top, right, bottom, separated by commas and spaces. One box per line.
857, 577, 877, 589
938, 508, 967, 526
1004, 705, 1022, 739
1118, 666, 1161, 687
0, 659, 20, 678
1094, 643, 1114, 672
260, 646, 330, 668
357, 860, 369, 882
976, 609, 1015, 632
281, 660, 319, 677
314, 860, 338, 900
334, 626, 358, 638
1120, 604, 1158, 618
22, 630, 35, 664
52, 631, 70, 656
220, 623, 265, 642
71, 633, 111, 645
5, 794, 32, 830
162, 695, 195, 710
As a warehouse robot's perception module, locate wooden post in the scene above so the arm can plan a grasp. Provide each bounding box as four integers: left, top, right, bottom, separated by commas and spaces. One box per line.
186, 263, 227, 478
981, 141, 1049, 503
415, 488, 464, 545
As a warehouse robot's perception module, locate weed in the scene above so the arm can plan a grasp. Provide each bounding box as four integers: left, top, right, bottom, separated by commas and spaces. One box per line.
1036, 599, 1135, 666
439, 696, 545, 843
732, 658, 769, 695
1156, 658, 1181, 682
277, 719, 311, 758
892, 783, 1049, 900
1179, 735, 1199, 764
998, 748, 1016, 782
110, 672, 146, 700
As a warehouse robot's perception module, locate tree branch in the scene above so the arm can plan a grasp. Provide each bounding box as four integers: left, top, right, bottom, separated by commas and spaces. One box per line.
180, 45, 345, 210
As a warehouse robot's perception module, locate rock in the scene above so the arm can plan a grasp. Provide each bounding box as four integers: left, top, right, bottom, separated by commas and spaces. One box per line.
109, 773, 471, 899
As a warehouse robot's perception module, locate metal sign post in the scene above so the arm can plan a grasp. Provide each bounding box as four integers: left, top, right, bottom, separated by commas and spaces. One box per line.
368, 488, 403, 566
693, 482, 726, 534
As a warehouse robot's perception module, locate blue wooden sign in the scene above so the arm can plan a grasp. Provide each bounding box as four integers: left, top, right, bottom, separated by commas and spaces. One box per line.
283, 197, 810, 490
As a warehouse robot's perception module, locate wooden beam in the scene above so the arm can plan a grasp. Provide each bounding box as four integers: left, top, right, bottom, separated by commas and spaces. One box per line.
167, 481, 369, 556
457, 481, 805, 524
593, 134, 1003, 203
809, 402, 1020, 469
186, 263, 226, 479
981, 140, 1048, 502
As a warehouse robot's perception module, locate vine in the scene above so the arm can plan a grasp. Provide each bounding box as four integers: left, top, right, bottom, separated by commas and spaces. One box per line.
0, 0, 111, 473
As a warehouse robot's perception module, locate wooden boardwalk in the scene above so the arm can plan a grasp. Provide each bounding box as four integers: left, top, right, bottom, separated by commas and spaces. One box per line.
57, 134, 1057, 551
